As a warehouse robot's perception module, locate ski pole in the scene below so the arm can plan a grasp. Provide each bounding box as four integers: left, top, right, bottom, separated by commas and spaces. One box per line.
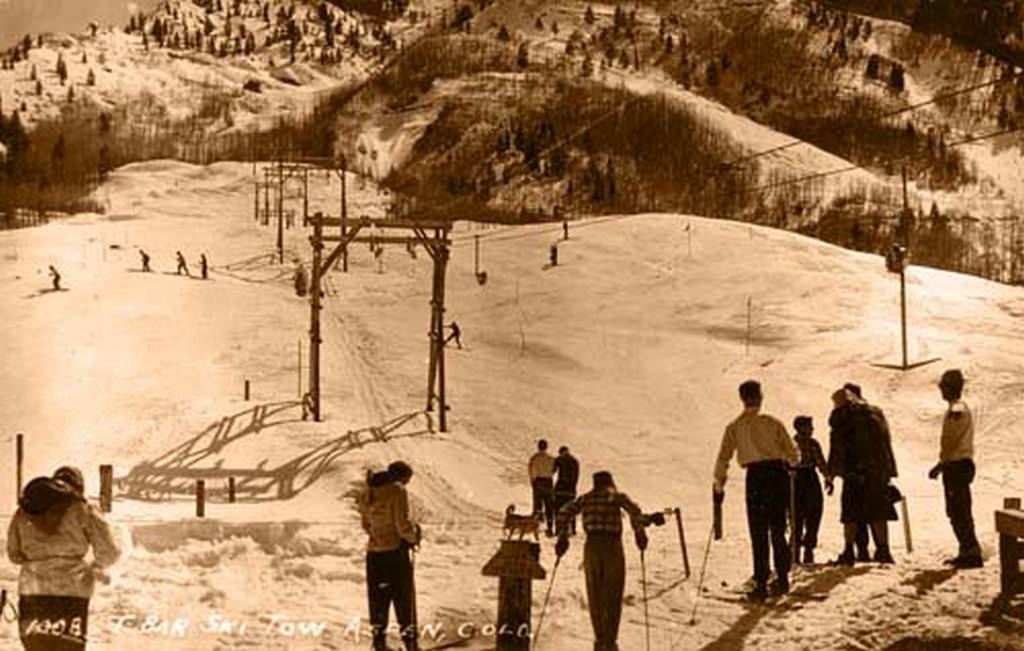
688, 522, 715, 626
410, 547, 419, 649
641, 549, 651, 651
532, 555, 561, 650
789, 470, 798, 563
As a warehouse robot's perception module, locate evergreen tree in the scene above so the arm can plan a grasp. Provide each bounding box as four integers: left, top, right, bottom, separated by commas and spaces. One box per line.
35, 79, 43, 96
87, 68, 96, 86
497, 25, 510, 41
56, 53, 67, 85
517, 42, 529, 68
30, 64, 37, 81
67, 85, 75, 103
585, 5, 595, 24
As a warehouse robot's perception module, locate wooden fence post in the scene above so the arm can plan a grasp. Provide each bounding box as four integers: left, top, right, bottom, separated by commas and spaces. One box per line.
196, 480, 206, 518
99, 465, 113, 513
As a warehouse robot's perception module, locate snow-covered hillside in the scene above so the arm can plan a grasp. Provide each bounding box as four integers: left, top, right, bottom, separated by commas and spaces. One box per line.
1, 160, 1023, 649
0, 0, 442, 134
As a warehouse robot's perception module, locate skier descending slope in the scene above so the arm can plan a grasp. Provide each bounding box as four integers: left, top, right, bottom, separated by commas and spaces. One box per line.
713, 380, 800, 601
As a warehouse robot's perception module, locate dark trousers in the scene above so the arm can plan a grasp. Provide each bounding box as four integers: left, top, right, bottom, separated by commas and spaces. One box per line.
19, 595, 89, 650
584, 534, 625, 651
746, 461, 791, 584
554, 489, 576, 533
793, 469, 823, 551
532, 477, 555, 533
367, 547, 417, 651
942, 458, 980, 556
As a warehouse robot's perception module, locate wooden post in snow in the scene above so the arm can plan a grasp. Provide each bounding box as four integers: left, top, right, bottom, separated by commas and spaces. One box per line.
99, 465, 113, 513
196, 480, 206, 518
15, 433, 23, 503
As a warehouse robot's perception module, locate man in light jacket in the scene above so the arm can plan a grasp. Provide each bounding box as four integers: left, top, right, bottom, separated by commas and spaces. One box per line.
713, 380, 800, 601
929, 369, 982, 568
528, 439, 556, 536
360, 461, 421, 651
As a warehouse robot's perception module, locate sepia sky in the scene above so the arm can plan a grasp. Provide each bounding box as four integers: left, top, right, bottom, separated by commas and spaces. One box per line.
0, 0, 159, 48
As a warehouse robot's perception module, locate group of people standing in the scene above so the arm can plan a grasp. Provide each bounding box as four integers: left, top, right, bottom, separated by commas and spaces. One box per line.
714, 370, 981, 602
527, 439, 580, 536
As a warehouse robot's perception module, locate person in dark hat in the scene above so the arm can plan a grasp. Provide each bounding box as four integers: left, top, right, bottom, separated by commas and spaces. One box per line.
6, 473, 121, 650
929, 369, 982, 568
555, 471, 650, 651
791, 416, 832, 564
713, 380, 800, 600
360, 461, 421, 651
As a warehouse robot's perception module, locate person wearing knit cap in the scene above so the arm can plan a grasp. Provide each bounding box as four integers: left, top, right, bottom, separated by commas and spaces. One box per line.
7, 473, 120, 650
929, 369, 983, 568
555, 471, 649, 651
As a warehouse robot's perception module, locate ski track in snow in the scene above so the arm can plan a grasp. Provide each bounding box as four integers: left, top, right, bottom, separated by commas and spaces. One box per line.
1, 161, 1024, 649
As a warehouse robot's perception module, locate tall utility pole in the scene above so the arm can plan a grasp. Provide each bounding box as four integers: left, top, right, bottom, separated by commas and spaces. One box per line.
276, 157, 285, 264
308, 211, 324, 421
900, 167, 909, 370
340, 156, 348, 272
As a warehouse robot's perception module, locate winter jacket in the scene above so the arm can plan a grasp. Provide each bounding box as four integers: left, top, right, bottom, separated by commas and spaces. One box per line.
7, 500, 121, 599
714, 406, 800, 491
828, 394, 898, 479
940, 400, 973, 463
556, 486, 645, 536
360, 472, 419, 553
554, 453, 580, 494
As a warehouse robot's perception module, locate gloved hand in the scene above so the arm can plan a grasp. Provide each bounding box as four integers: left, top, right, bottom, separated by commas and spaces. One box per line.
635, 528, 649, 552
928, 464, 942, 480
555, 535, 569, 559
713, 488, 725, 505
825, 479, 835, 496
647, 512, 666, 527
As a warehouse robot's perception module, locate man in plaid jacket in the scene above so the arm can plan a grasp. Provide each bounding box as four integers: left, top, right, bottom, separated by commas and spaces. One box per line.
555, 471, 649, 651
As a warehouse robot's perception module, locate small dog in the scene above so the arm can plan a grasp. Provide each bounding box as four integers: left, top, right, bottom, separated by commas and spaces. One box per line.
503, 504, 542, 540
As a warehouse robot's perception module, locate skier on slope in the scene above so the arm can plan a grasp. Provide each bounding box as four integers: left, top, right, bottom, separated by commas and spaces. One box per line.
199, 253, 208, 280
713, 380, 800, 601
360, 461, 421, 651
828, 385, 898, 565
555, 471, 650, 651
553, 446, 580, 535
48, 265, 61, 291
139, 249, 151, 272
791, 416, 833, 564
528, 439, 557, 536
175, 251, 189, 276
443, 321, 462, 349
929, 369, 983, 568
